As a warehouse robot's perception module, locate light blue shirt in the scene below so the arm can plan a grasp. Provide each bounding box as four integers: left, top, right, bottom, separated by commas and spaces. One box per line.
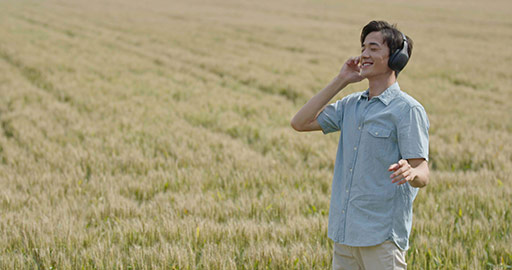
317, 82, 429, 250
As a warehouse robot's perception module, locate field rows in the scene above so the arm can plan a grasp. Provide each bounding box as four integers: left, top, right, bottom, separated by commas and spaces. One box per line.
0, 0, 511, 268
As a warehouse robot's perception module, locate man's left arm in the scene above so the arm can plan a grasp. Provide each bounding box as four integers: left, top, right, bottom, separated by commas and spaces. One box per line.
388, 159, 430, 188
391, 104, 430, 188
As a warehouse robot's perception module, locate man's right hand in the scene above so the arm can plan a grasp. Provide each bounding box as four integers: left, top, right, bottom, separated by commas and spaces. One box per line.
291, 56, 364, 132
338, 56, 364, 84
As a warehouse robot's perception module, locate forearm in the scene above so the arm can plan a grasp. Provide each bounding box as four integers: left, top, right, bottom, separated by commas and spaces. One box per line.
291, 75, 349, 131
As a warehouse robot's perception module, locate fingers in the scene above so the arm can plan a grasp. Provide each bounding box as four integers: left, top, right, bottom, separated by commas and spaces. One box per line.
390, 164, 409, 178
396, 174, 413, 185
346, 56, 360, 67
388, 159, 407, 171
388, 163, 399, 171
354, 56, 360, 65
339, 56, 364, 83
399, 159, 408, 166
391, 169, 411, 184
355, 56, 361, 66
389, 159, 412, 185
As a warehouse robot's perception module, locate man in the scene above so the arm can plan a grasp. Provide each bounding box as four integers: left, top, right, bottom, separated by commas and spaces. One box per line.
290, 20, 430, 269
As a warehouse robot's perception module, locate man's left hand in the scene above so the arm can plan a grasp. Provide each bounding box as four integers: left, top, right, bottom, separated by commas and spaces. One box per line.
388, 159, 415, 185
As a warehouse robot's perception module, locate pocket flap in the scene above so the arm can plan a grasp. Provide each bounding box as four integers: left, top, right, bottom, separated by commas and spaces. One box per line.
367, 126, 391, 138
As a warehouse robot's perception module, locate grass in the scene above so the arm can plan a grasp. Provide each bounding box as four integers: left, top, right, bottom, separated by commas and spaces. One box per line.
0, 0, 511, 268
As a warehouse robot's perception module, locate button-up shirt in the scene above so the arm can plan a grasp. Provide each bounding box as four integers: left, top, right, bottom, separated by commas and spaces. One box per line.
317, 82, 429, 250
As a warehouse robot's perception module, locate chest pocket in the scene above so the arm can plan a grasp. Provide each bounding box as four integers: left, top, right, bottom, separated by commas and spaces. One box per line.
367, 125, 392, 138
363, 125, 396, 165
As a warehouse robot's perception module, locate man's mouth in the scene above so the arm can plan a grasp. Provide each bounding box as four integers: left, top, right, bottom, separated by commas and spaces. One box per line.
361, 62, 373, 68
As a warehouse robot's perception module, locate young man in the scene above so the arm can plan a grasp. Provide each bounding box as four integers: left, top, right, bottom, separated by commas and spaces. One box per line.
291, 21, 430, 269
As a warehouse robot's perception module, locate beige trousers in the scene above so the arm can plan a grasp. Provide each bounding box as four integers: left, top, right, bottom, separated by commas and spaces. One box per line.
332, 241, 407, 270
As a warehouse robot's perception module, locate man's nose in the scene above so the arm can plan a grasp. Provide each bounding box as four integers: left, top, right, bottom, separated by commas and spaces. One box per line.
361, 48, 370, 58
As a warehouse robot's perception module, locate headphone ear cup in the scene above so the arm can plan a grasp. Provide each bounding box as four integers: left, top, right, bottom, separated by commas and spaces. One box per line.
388, 33, 409, 72
388, 49, 409, 72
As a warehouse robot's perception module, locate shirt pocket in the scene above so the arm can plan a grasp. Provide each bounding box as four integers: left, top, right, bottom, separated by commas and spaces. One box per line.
367, 125, 392, 138
364, 125, 395, 165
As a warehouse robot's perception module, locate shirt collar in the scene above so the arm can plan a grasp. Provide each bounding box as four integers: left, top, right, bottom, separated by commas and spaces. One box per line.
360, 90, 370, 100
359, 82, 401, 106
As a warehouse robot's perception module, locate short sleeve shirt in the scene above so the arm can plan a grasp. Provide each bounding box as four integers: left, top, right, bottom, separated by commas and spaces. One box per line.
317, 82, 429, 250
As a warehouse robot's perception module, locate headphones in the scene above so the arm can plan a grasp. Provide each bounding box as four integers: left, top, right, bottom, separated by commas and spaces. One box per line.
388, 32, 409, 73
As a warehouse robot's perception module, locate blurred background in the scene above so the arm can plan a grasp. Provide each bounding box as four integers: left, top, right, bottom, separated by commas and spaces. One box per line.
0, 0, 511, 268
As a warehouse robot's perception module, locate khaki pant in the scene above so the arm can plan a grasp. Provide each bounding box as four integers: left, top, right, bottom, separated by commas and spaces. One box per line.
332, 241, 407, 270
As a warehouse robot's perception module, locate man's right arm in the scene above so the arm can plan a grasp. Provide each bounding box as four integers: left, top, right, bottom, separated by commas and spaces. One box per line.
290, 57, 364, 132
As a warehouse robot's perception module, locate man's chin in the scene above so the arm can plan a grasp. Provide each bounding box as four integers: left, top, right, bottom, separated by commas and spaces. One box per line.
359, 71, 370, 79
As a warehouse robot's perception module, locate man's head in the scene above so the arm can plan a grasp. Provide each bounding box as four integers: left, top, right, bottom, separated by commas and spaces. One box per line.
359, 20, 413, 79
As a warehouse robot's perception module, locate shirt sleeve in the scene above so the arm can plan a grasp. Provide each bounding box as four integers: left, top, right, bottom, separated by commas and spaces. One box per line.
317, 99, 344, 134
397, 105, 429, 160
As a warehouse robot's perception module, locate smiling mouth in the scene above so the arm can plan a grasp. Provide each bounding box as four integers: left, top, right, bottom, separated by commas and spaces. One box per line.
361, 62, 373, 68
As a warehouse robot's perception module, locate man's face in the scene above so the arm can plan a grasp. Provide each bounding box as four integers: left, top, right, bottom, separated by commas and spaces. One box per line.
359, 31, 393, 79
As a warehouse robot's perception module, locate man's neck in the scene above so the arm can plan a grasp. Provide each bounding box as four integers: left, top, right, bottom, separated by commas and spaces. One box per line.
368, 73, 397, 99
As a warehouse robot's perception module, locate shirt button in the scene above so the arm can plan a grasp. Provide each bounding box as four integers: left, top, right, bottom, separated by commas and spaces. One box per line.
354, 147, 357, 151
358, 126, 361, 130
346, 189, 349, 193
349, 168, 353, 172
375, 132, 379, 135
342, 210, 345, 214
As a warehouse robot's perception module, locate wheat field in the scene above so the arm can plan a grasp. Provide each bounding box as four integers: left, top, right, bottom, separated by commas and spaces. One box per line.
0, 0, 511, 269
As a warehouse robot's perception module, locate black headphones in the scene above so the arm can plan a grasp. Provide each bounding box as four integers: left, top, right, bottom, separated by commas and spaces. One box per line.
388, 32, 409, 72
